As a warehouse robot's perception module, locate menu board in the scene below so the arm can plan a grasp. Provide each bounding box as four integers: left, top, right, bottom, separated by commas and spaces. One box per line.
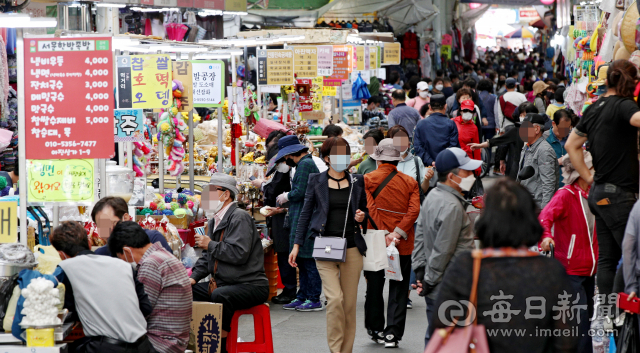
191, 60, 225, 107
173, 61, 193, 112
356, 46, 365, 71
317, 46, 333, 76
327, 46, 350, 81
266, 49, 294, 85
27, 159, 94, 202
293, 46, 318, 78
116, 54, 172, 109
364, 47, 370, 71
24, 37, 114, 159
383, 43, 401, 65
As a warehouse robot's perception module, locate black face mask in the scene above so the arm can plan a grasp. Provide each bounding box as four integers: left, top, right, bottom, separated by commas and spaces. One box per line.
546, 91, 554, 100
442, 87, 454, 97
285, 158, 297, 167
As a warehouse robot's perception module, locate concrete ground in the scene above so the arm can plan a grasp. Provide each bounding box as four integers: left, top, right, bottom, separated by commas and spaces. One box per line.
236, 175, 503, 352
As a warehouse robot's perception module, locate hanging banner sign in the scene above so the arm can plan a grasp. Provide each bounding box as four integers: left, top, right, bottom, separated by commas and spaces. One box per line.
327, 46, 350, 81
442, 45, 452, 60
116, 54, 172, 109
173, 61, 193, 112
364, 47, 370, 71
154, 0, 177, 5
369, 48, 378, 70
191, 60, 225, 107
27, 159, 94, 203
114, 109, 145, 142
257, 49, 267, 85
356, 46, 365, 71
383, 42, 400, 65
293, 46, 318, 78
317, 45, 333, 76
323, 86, 337, 96
266, 49, 294, 85
24, 37, 114, 159
312, 77, 323, 111
0, 201, 17, 244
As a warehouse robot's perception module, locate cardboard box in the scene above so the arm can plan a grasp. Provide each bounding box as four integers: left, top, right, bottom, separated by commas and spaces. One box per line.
191, 302, 223, 353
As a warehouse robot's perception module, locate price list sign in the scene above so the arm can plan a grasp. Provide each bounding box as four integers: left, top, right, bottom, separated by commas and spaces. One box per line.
356, 46, 365, 71
116, 54, 172, 109
257, 49, 267, 85
317, 46, 333, 76
369, 47, 378, 70
293, 46, 318, 78
383, 43, 401, 65
266, 50, 294, 85
327, 47, 350, 81
24, 37, 114, 159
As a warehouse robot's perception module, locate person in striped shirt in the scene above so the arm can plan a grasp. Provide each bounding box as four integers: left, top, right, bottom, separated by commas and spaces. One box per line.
109, 221, 192, 353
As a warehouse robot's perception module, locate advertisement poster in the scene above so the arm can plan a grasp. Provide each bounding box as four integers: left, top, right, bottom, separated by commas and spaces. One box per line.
297, 77, 323, 112
356, 46, 365, 71
257, 49, 267, 85
383, 42, 401, 65
364, 46, 370, 71
27, 159, 94, 203
24, 37, 114, 159
114, 109, 144, 142
327, 46, 350, 81
173, 61, 193, 112
191, 60, 225, 107
369, 48, 378, 70
317, 45, 333, 76
266, 50, 294, 85
116, 54, 172, 109
293, 46, 318, 78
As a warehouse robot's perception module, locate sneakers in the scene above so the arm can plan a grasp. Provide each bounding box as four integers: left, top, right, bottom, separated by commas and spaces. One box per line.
407, 299, 413, 309
367, 329, 384, 344
271, 293, 296, 305
283, 299, 304, 310
384, 334, 399, 348
295, 300, 324, 312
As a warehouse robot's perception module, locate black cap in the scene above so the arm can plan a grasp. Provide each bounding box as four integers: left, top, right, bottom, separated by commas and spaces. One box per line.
429, 94, 446, 108
505, 78, 517, 88
523, 113, 546, 126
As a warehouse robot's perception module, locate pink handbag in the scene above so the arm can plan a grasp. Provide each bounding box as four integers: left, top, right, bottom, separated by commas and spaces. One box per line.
424, 250, 490, 353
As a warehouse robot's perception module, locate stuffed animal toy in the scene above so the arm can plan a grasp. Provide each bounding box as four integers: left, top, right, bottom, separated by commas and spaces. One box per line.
133, 141, 152, 177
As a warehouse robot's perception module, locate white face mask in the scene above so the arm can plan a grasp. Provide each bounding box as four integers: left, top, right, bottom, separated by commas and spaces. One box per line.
207, 191, 225, 215
542, 73, 548, 79
494, 78, 498, 83
451, 173, 476, 192
519, 115, 526, 122
462, 112, 473, 121
435, 84, 444, 91
329, 154, 350, 172
124, 248, 137, 271
419, 91, 429, 98
276, 163, 290, 173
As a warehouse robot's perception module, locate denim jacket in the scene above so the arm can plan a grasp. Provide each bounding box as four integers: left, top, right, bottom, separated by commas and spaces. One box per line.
294, 171, 368, 256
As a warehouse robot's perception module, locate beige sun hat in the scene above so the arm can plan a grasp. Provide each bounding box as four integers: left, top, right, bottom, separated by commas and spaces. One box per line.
592, 65, 609, 87
533, 81, 549, 97
615, 42, 632, 60
620, 1, 639, 53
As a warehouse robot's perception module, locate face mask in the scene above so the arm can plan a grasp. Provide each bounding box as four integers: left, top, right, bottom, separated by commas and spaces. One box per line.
546, 92, 554, 100
208, 192, 225, 214
428, 84, 433, 91
494, 78, 498, 83
329, 154, 350, 172
276, 163, 290, 173
285, 158, 297, 167
542, 73, 548, 79
419, 91, 429, 98
124, 248, 137, 271
462, 112, 473, 121
435, 84, 444, 91
451, 173, 475, 192
519, 115, 526, 122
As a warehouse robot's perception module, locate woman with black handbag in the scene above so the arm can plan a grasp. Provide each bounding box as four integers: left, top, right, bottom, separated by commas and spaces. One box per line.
289, 137, 368, 353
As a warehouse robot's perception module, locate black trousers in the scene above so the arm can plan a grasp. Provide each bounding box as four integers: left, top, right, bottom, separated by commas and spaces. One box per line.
193, 282, 269, 332
75, 336, 155, 353
277, 251, 297, 297
364, 254, 412, 340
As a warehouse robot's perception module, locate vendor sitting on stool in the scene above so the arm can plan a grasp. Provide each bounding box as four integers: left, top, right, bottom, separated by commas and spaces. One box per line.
191, 173, 269, 353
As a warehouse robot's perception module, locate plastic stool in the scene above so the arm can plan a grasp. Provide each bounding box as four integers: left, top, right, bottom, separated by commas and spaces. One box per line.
227, 304, 274, 353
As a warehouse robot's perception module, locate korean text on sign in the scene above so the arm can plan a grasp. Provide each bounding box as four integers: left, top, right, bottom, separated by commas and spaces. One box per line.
27, 159, 94, 203
191, 61, 225, 108
293, 46, 318, 78
24, 38, 114, 159
114, 109, 145, 142
116, 54, 172, 109
266, 49, 294, 85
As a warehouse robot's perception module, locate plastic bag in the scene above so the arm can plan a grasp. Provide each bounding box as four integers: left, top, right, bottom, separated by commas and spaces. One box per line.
181, 244, 198, 269
0, 275, 17, 323
617, 313, 638, 353
385, 242, 403, 281
0, 244, 36, 265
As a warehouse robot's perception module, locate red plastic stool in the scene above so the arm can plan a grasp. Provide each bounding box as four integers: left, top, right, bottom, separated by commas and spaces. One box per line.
226, 304, 274, 353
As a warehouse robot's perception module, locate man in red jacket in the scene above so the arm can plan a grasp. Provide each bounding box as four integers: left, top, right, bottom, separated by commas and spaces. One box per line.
538, 150, 597, 353
453, 100, 481, 173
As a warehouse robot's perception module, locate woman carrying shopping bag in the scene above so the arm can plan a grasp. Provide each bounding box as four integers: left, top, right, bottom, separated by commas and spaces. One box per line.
290, 137, 368, 353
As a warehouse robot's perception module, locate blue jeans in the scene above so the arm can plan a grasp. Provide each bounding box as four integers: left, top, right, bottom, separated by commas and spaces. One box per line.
296, 257, 322, 303
424, 296, 435, 347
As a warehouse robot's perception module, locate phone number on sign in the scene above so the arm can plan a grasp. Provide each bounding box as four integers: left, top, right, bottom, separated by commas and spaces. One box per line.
45, 141, 97, 148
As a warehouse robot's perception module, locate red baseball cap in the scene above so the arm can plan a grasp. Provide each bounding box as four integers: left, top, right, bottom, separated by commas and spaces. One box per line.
461, 100, 474, 111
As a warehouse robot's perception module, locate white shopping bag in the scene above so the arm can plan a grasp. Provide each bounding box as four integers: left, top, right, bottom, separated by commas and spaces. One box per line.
362, 227, 388, 272
385, 242, 403, 281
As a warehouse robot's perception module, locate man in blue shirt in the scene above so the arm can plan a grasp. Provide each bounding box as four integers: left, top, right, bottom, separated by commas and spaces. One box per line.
91, 196, 172, 256
388, 89, 421, 139
545, 109, 574, 187
413, 94, 460, 178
